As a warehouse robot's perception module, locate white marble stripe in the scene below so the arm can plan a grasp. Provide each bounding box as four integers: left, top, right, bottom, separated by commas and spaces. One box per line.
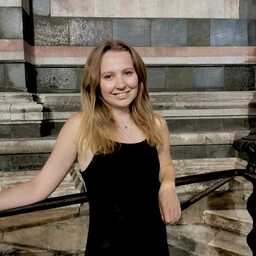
171, 130, 249, 146
0, 52, 25, 61
0, 0, 30, 13
159, 108, 256, 117
0, 0, 22, 7
51, 0, 240, 19
28, 56, 256, 66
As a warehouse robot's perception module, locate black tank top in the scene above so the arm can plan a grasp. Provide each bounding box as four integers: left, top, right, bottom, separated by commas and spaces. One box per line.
80, 140, 169, 256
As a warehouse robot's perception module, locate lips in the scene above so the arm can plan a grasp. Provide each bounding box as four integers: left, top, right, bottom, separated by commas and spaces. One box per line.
113, 91, 130, 99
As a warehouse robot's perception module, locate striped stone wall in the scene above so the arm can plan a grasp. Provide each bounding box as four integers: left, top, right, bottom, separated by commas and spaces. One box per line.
0, 0, 256, 92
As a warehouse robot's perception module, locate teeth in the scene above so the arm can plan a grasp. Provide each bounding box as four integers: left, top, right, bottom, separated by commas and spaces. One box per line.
118, 93, 127, 97
114, 92, 129, 97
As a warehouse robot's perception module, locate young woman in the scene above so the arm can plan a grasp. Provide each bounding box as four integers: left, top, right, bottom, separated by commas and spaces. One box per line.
0, 40, 181, 255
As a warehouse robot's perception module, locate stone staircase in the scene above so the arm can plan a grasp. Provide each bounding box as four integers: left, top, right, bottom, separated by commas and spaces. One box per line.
168, 208, 253, 256
167, 172, 253, 255
0, 91, 254, 254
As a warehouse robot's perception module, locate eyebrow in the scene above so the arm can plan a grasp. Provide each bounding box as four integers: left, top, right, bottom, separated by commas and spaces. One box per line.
101, 67, 135, 75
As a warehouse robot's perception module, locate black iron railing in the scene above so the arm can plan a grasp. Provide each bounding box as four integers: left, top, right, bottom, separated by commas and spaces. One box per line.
0, 169, 245, 218
0, 133, 255, 255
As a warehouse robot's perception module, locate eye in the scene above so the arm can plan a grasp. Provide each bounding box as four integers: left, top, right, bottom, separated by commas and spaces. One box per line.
103, 74, 112, 80
124, 70, 133, 76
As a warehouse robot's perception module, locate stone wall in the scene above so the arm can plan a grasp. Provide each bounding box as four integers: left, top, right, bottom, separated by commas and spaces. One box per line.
0, 0, 255, 92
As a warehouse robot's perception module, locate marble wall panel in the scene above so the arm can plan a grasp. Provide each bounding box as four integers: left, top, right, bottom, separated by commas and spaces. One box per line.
178, 0, 223, 18
5, 64, 26, 91
224, 0, 239, 18
192, 67, 224, 89
187, 20, 210, 46
51, 0, 95, 17
211, 20, 248, 46
94, 0, 122, 17
248, 20, 256, 46
36, 67, 83, 92
151, 19, 187, 46
166, 67, 193, 91
171, 145, 208, 159
0, 8, 23, 39
224, 66, 255, 90
34, 17, 69, 45
147, 67, 167, 91
113, 19, 150, 46
206, 144, 235, 158
33, 0, 50, 16
0, 124, 11, 138
0, 64, 4, 85
168, 118, 254, 133
23, 17, 255, 47
173, 145, 235, 160
70, 19, 112, 46
239, 0, 256, 19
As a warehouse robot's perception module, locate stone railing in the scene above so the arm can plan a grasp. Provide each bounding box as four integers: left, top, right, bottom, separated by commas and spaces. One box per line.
233, 131, 256, 255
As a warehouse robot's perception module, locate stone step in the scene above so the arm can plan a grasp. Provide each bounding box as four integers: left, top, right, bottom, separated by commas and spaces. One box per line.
0, 131, 244, 167
167, 224, 219, 256
37, 91, 256, 110
0, 130, 248, 155
1, 91, 254, 122
0, 103, 43, 122
175, 157, 247, 196
160, 108, 256, 118
20, 108, 254, 125
150, 91, 256, 105
0, 207, 82, 232
0, 130, 244, 164
0, 117, 253, 139
0, 209, 87, 254
167, 117, 255, 133
230, 176, 253, 193
0, 92, 34, 103
203, 209, 253, 235
167, 224, 252, 256
0, 91, 254, 139
0, 168, 83, 200
209, 230, 252, 256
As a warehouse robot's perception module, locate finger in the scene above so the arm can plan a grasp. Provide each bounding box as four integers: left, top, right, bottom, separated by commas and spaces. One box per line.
159, 203, 165, 222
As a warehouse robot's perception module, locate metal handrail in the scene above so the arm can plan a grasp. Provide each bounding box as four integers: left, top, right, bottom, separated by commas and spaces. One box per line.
0, 168, 246, 218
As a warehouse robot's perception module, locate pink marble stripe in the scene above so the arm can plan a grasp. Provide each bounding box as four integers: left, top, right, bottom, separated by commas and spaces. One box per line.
1, 41, 256, 64
0, 39, 24, 51
31, 46, 256, 58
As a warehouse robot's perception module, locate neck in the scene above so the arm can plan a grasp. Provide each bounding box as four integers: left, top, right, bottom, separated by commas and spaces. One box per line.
111, 108, 131, 121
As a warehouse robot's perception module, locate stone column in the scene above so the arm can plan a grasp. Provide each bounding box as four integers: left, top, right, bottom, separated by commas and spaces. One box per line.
0, 1, 32, 92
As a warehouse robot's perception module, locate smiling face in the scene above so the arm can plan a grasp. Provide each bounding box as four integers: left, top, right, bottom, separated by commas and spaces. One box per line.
99, 50, 139, 112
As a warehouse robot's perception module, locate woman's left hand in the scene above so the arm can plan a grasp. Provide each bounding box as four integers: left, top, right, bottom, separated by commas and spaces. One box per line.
158, 181, 181, 224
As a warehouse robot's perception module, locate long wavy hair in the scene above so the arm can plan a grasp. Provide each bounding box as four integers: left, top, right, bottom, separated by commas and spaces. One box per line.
78, 40, 163, 157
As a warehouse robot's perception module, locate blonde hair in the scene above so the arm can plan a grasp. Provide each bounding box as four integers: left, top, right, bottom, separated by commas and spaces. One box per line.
78, 40, 163, 157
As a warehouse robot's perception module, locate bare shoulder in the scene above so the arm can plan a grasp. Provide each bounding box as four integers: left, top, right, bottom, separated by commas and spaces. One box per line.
66, 112, 82, 126
63, 112, 82, 132
57, 112, 83, 145
154, 112, 168, 131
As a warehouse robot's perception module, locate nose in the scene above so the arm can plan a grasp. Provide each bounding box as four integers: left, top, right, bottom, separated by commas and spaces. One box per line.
116, 75, 127, 90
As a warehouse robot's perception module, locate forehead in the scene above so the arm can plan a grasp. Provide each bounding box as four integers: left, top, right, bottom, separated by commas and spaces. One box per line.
100, 50, 134, 73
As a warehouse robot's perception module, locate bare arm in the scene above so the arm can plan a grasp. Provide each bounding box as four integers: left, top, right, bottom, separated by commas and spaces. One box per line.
157, 117, 176, 187
157, 117, 181, 224
0, 113, 82, 211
